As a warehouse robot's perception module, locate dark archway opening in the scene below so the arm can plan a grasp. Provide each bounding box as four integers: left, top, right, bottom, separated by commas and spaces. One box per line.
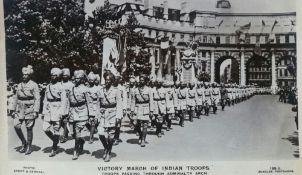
215, 56, 239, 84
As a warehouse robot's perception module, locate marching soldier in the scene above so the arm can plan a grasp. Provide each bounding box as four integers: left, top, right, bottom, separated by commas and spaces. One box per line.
220, 83, 227, 111
42, 68, 67, 157
211, 83, 221, 114
11, 65, 40, 155
126, 78, 136, 130
98, 72, 122, 162
86, 72, 100, 144
152, 80, 167, 137
176, 82, 188, 127
164, 81, 176, 131
114, 76, 127, 145
69, 70, 92, 160
60, 68, 74, 143
131, 75, 154, 147
196, 81, 205, 118
187, 82, 197, 122
203, 82, 212, 116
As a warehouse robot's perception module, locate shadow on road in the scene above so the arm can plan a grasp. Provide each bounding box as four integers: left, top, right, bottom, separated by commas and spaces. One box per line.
14, 145, 41, 153
91, 149, 117, 159
42, 146, 65, 155
282, 131, 299, 158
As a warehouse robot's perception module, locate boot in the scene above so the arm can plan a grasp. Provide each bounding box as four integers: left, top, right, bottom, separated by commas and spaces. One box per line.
89, 126, 95, 144
25, 129, 33, 155
213, 106, 217, 114
104, 138, 113, 162
14, 127, 27, 153
141, 125, 147, 147
179, 114, 184, 127
50, 135, 59, 157
72, 139, 79, 160
113, 127, 120, 145
166, 118, 172, 131
189, 110, 193, 122
78, 138, 85, 154
99, 135, 108, 160
60, 123, 68, 143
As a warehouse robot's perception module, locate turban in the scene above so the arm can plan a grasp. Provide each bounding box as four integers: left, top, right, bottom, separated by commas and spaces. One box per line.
62, 68, 71, 76
87, 72, 96, 81
22, 65, 34, 75
74, 70, 86, 79
50, 68, 62, 76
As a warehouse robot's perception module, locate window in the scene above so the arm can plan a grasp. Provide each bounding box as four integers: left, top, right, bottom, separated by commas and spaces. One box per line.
180, 34, 184, 39
280, 69, 283, 76
153, 6, 164, 18
172, 33, 175, 38
202, 62, 206, 72
148, 30, 152, 36
189, 35, 194, 41
202, 51, 206, 58
168, 9, 180, 21
226, 36, 230, 44
203, 36, 207, 43
216, 36, 220, 44
156, 31, 159, 37
285, 70, 288, 76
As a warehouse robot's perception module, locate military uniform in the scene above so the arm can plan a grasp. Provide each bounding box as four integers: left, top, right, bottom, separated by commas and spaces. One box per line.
176, 84, 188, 126
164, 82, 176, 130
131, 84, 154, 146
203, 84, 212, 116
152, 84, 167, 137
86, 72, 100, 144
12, 66, 40, 155
187, 84, 197, 122
42, 68, 67, 157
98, 84, 122, 161
69, 70, 92, 160
196, 83, 205, 117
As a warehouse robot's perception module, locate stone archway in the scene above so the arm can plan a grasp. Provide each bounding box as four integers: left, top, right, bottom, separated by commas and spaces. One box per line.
215, 56, 239, 84
246, 54, 271, 87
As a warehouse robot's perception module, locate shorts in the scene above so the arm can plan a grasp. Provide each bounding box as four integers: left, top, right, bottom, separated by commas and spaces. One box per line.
98, 127, 115, 138
14, 118, 35, 129
72, 121, 87, 138
42, 121, 60, 135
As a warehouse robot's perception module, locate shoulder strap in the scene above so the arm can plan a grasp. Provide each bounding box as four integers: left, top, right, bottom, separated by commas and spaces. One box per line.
48, 84, 58, 100
72, 86, 80, 104
138, 88, 147, 101
103, 88, 111, 104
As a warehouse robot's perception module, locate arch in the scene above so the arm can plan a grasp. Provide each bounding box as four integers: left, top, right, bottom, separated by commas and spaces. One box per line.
214, 56, 239, 84
246, 54, 271, 87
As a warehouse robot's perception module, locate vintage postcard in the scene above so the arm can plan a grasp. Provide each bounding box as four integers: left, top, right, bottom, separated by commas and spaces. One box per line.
0, 0, 301, 175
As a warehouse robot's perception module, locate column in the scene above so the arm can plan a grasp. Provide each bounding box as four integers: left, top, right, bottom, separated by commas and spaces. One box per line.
157, 48, 163, 81
175, 49, 181, 81
240, 50, 246, 85
271, 51, 277, 94
210, 51, 215, 83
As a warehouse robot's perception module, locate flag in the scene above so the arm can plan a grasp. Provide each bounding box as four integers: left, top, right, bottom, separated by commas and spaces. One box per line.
218, 20, 224, 27
262, 20, 266, 26
116, 35, 127, 72
235, 22, 251, 35
271, 20, 278, 32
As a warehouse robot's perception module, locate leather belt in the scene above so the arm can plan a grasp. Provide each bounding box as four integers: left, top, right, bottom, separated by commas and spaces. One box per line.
70, 101, 86, 107
18, 96, 34, 101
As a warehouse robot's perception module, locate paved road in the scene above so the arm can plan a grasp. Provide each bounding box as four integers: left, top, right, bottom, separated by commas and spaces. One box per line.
8, 95, 299, 161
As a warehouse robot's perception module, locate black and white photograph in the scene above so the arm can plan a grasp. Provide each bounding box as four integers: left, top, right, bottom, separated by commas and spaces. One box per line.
1, 0, 301, 174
